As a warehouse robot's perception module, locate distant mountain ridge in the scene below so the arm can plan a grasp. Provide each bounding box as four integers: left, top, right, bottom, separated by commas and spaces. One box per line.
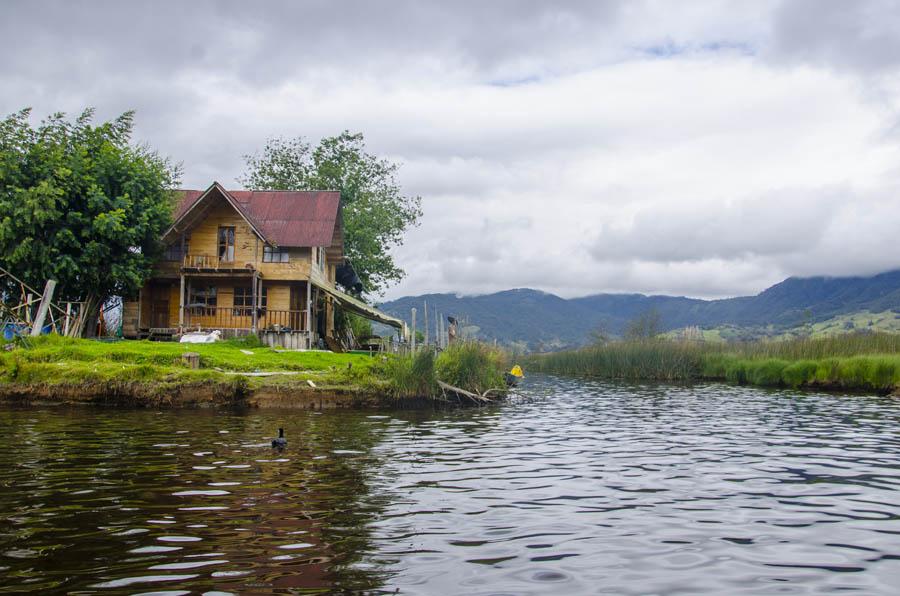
378, 270, 900, 350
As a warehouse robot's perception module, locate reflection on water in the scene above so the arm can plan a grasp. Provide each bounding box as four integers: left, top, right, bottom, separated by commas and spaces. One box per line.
1, 376, 899, 594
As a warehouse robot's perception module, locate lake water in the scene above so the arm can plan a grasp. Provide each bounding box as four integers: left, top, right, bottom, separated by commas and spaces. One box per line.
1, 376, 899, 594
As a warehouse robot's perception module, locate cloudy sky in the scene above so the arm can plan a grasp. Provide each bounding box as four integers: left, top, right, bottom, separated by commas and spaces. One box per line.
3, 1, 900, 300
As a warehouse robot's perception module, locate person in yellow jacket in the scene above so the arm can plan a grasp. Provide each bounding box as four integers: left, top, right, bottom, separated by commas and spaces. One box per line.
505, 365, 524, 386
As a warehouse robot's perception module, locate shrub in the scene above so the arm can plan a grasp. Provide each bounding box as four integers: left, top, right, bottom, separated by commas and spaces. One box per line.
241, 333, 264, 348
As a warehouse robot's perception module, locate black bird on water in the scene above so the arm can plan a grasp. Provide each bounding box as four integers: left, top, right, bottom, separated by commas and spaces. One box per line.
271, 427, 287, 449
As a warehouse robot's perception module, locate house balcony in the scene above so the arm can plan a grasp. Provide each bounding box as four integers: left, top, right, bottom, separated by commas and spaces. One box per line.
182, 254, 256, 275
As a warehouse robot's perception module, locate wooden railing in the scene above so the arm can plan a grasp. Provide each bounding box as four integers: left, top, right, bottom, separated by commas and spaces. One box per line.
182, 254, 243, 269
184, 306, 307, 331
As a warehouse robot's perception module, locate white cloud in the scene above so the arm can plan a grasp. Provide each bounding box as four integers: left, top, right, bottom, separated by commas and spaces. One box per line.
3, 0, 900, 300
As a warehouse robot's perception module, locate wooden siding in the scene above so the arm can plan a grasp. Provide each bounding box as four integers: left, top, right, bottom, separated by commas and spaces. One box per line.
184, 200, 258, 267
134, 191, 342, 335
260, 247, 312, 280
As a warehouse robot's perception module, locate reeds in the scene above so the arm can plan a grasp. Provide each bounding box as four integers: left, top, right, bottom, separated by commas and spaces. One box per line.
378, 348, 437, 398
524, 332, 900, 392
435, 341, 506, 395
377, 341, 507, 398
524, 339, 705, 380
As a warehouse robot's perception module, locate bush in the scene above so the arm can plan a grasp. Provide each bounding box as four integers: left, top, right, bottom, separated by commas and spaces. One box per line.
241, 333, 264, 348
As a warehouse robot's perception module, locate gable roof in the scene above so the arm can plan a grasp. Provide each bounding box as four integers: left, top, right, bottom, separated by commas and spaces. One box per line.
167, 182, 341, 247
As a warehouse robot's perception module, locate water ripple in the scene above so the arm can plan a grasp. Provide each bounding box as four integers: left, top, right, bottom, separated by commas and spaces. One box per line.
0, 377, 898, 594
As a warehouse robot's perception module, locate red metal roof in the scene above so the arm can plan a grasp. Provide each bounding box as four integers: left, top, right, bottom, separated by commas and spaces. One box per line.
172, 186, 341, 247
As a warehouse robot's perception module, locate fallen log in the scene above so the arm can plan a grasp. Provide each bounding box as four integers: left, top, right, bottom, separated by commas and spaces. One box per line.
436, 380, 495, 403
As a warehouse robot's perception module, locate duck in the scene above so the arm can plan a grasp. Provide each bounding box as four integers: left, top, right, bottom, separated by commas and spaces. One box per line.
271, 427, 287, 449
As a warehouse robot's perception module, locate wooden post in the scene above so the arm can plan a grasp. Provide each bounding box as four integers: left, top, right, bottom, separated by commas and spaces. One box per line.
306, 280, 312, 337
258, 276, 264, 325
30, 280, 57, 337
251, 270, 259, 333
186, 278, 192, 328
181, 352, 200, 369
63, 302, 72, 337
410, 308, 417, 352
25, 293, 33, 324
178, 274, 186, 327
423, 300, 429, 346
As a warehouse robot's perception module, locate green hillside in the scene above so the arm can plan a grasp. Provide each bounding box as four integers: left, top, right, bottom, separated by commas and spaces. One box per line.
379, 271, 900, 351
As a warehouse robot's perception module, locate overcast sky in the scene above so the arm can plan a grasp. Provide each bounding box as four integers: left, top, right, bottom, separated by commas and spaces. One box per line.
3, 1, 900, 300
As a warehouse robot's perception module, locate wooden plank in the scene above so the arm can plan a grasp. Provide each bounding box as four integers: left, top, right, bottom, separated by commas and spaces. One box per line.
30, 280, 56, 336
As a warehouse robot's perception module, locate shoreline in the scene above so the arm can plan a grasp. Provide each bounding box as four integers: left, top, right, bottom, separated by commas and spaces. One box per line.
523, 335, 900, 397
0, 379, 449, 409
0, 336, 512, 410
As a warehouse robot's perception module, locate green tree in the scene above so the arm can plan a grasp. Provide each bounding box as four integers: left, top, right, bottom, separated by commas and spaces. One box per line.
624, 308, 662, 340
0, 108, 180, 335
240, 131, 422, 297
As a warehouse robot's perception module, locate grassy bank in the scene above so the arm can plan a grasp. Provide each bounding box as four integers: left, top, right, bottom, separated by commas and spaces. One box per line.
0, 334, 373, 386
0, 336, 509, 407
523, 333, 900, 394
374, 341, 507, 399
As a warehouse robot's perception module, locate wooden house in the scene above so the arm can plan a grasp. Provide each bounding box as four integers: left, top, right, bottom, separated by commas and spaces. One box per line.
122, 181, 404, 348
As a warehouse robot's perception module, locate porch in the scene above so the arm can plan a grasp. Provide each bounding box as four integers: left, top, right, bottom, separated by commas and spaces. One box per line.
127, 271, 406, 350
135, 275, 322, 346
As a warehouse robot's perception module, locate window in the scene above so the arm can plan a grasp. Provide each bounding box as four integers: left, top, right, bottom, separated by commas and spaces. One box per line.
188, 286, 217, 315
233, 286, 267, 316
218, 226, 235, 262
163, 238, 189, 261
316, 246, 326, 270
263, 245, 289, 263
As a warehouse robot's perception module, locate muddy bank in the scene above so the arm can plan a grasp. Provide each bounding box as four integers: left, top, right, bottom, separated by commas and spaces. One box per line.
0, 380, 455, 410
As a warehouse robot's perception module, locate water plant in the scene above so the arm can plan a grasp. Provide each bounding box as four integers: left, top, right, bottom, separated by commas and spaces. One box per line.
524, 332, 900, 393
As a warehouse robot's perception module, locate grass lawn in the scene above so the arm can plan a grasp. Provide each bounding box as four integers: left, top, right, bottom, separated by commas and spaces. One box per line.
0, 335, 377, 387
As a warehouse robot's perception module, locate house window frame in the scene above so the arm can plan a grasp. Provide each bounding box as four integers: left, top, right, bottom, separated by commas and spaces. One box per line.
233, 286, 267, 316
163, 239, 189, 262
188, 286, 217, 316
218, 226, 235, 262
263, 244, 289, 263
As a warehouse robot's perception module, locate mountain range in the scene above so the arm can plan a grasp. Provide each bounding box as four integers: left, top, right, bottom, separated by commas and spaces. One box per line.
377, 270, 900, 350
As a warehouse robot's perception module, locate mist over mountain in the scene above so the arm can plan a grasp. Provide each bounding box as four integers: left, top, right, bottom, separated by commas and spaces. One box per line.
378, 270, 900, 351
